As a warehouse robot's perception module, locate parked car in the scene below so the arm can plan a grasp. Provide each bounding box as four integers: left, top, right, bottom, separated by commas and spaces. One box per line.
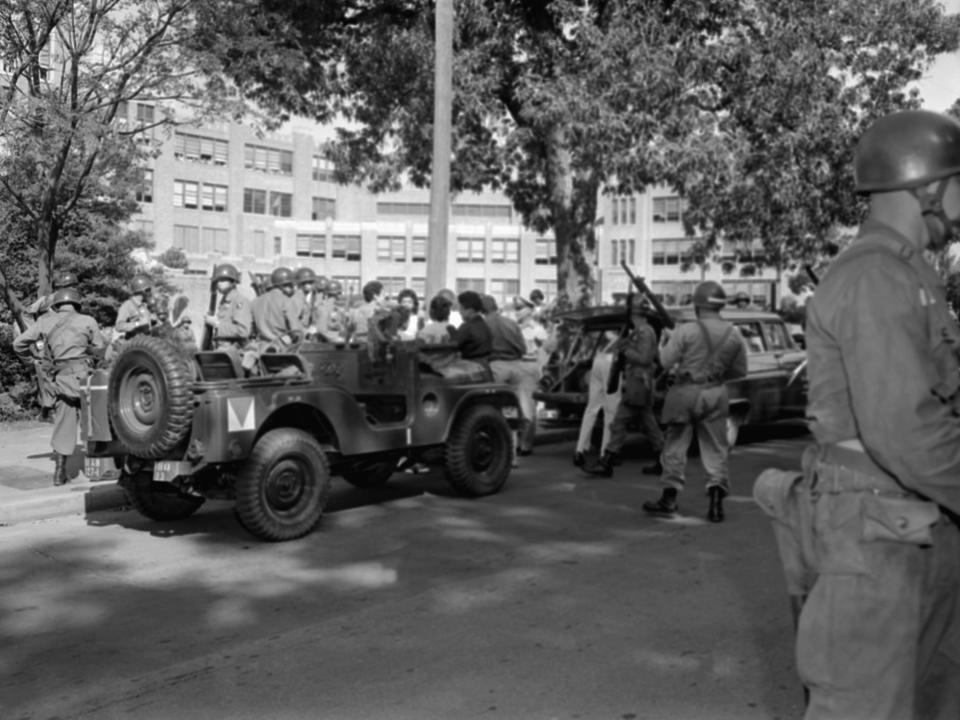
534, 305, 807, 446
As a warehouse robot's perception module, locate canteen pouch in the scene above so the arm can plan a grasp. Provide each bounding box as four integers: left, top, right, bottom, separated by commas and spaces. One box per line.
860, 495, 940, 546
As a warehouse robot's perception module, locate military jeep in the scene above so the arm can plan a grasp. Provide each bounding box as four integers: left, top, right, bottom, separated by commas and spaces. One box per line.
82, 336, 521, 541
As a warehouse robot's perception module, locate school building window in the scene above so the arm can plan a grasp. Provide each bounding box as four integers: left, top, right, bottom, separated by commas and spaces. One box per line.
312, 196, 336, 220
250, 229, 266, 256
269, 192, 292, 217
534, 239, 557, 265
652, 196, 682, 223
411, 277, 426, 299
378, 276, 407, 299
243, 188, 266, 214
455, 278, 485, 293
489, 279, 520, 308
456, 237, 485, 263
296, 234, 327, 258
411, 237, 427, 262
490, 237, 519, 263
333, 275, 361, 297
312, 156, 336, 182
174, 133, 228, 164
173, 180, 199, 209
173, 224, 199, 254
201, 184, 228, 212
244, 144, 294, 174
377, 235, 406, 262
534, 279, 557, 301
273, 236, 283, 255
201, 227, 229, 254
332, 234, 361, 261
133, 219, 153, 239
452, 204, 512, 221
377, 201, 430, 216
136, 169, 153, 204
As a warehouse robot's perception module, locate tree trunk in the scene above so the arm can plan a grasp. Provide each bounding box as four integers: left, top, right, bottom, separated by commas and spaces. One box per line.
0, 264, 27, 332
37, 215, 58, 297
544, 127, 599, 310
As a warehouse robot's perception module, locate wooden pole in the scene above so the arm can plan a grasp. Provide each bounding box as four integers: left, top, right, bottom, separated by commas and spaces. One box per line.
426, 0, 453, 302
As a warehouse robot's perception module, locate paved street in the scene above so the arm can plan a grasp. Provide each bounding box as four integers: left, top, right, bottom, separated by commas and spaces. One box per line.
1, 425, 809, 720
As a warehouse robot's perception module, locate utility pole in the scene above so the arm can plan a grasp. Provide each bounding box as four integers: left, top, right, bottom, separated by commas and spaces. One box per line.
426, 0, 453, 301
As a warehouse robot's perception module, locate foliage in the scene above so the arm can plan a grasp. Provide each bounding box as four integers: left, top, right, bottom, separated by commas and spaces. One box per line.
198, 1, 958, 307
158, 247, 189, 270
0, 0, 248, 329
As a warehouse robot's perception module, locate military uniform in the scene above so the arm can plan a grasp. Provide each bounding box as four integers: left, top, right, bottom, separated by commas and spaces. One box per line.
251, 288, 303, 345
298, 290, 330, 339
213, 287, 251, 348
656, 317, 746, 496
605, 320, 664, 461
796, 221, 960, 719
14, 301, 104, 482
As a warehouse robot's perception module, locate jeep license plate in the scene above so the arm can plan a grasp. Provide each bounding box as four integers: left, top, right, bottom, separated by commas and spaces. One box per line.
153, 461, 191, 483
84, 456, 106, 481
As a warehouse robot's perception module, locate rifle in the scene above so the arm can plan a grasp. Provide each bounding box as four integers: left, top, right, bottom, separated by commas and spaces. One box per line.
201, 264, 217, 351
620, 261, 675, 330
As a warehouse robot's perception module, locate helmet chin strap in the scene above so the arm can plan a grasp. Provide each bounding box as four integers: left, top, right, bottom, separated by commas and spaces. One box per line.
913, 179, 960, 249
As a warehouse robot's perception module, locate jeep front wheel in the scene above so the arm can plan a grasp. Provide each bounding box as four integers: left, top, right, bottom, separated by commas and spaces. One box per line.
235, 429, 331, 541
123, 469, 205, 521
444, 405, 512, 496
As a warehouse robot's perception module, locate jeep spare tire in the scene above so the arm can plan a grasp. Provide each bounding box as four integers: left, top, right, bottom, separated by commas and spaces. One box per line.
445, 404, 512, 496
109, 335, 195, 459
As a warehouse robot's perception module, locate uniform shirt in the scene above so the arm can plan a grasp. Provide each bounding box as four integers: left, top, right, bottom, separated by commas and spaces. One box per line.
298, 290, 323, 329
806, 219, 960, 514
252, 288, 303, 342
484, 310, 526, 361
621, 322, 658, 372
215, 287, 251, 342
115, 298, 153, 337
659, 317, 747, 383
453, 315, 493, 360
14, 306, 105, 362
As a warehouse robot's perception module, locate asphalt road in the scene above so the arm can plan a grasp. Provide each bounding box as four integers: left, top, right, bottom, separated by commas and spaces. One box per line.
1, 424, 810, 720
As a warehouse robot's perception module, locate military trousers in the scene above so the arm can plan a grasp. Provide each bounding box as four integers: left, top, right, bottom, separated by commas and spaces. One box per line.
50, 364, 88, 456
797, 460, 960, 720
605, 399, 664, 457
659, 413, 728, 493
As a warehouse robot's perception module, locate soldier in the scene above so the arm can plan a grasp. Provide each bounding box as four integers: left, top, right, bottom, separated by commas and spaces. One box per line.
294, 267, 330, 339
251, 266, 303, 347
642, 281, 746, 522
323, 278, 347, 340
774, 109, 960, 719
587, 299, 664, 478
204, 263, 251, 349
26, 271, 78, 418
108, 274, 157, 361
731, 291, 754, 309
14, 288, 105, 485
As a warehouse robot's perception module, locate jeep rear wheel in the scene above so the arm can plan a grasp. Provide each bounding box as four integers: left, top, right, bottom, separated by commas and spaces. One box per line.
109, 336, 194, 459
123, 470, 205, 521
445, 405, 512, 496
341, 458, 397, 488
235, 429, 331, 541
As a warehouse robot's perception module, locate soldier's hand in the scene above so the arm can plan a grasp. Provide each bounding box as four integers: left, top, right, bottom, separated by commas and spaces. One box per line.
204, 314, 219, 327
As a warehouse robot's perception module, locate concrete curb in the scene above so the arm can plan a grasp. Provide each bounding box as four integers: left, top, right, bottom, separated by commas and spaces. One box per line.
0, 480, 128, 526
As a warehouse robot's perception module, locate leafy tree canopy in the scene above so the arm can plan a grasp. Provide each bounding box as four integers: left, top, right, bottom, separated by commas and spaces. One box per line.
200, 0, 958, 307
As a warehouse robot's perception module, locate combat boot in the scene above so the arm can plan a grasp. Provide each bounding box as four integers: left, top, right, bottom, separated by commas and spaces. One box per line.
585, 452, 615, 478
642, 487, 678, 516
573, 451, 586, 468
53, 454, 69, 486
707, 486, 725, 523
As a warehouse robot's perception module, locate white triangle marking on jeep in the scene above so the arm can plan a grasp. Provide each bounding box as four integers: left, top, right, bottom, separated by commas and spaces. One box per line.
228, 396, 255, 432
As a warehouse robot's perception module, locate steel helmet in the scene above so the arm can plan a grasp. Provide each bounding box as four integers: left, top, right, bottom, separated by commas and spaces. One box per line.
270, 267, 295, 287
53, 271, 77, 289
734, 291, 750, 305
255, 273, 273, 292
50, 288, 81, 309
130, 274, 153, 294
692, 281, 726, 310
314, 275, 330, 293
327, 279, 343, 296
212, 263, 240, 283
855, 110, 960, 193
294, 267, 317, 285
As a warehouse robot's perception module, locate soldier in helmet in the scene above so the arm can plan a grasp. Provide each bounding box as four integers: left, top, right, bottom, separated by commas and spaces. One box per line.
251, 266, 304, 346
294, 267, 329, 339
774, 109, 960, 718
115, 274, 157, 338
14, 288, 105, 485
323, 278, 348, 340
586, 296, 665, 478
204, 263, 251, 349
642, 280, 746, 521
731, 291, 754, 310
25, 271, 78, 418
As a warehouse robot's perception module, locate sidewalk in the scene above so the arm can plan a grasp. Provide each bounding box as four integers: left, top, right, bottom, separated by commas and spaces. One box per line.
0, 421, 128, 526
